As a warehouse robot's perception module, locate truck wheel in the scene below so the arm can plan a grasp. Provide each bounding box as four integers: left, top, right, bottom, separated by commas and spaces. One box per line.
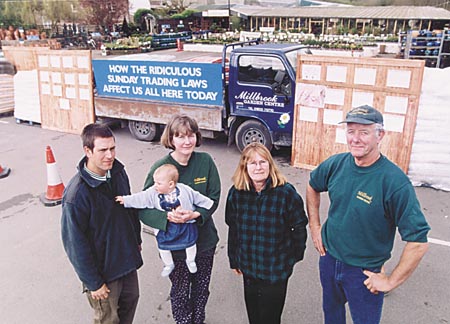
128, 121, 158, 142
235, 120, 273, 152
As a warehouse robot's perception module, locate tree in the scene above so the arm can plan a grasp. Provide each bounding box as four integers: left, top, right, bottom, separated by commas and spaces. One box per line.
134, 9, 156, 31
0, 1, 23, 28
230, 16, 242, 31
78, 0, 129, 30
159, 0, 192, 16
171, 9, 197, 19
122, 17, 130, 36
43, 0, 79, 32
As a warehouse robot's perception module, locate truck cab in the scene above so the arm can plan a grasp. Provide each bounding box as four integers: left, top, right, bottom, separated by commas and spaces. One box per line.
226, 43, 311, 151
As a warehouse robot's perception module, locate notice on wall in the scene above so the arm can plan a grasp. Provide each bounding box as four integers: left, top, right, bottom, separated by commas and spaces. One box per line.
92, 59, 223, 106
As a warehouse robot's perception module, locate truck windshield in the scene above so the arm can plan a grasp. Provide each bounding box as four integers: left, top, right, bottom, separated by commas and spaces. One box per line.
285, 48, 312, 73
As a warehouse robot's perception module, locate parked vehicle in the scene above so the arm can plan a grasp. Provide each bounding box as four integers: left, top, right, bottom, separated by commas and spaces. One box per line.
92, 40, 311, 151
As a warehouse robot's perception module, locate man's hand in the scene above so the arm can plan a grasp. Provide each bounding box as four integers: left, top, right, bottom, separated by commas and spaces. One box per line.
232, 269, 243, 275
306, 184, 326, 256
310, 224, 326, 256
364, 242, 428, 294
363, 266, 390, 294
90, 283, 110, 300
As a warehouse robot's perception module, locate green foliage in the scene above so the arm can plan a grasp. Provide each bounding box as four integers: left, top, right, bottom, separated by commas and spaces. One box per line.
0, 1, 23, 28
337, 25, 350, 35
230, 16, 242, 31
209, 23, 226, 33
385, 35, 399, 42
299, 38, 365, 50
171, 9, 197, 19
134, 9, 155, 29
122, 17, 130, 36
191, 37, 235, 45
103, 36, 140, 50
44, 0, 79, 30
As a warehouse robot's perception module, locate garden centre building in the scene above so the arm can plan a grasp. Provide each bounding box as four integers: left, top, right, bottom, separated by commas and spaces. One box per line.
226, 5, 450, 35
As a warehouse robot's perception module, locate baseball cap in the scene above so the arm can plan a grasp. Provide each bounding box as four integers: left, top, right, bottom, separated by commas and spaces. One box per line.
339, 105, 383, 125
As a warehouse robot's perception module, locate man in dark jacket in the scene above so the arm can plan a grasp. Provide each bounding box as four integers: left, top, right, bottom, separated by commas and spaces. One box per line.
61, 123, 143, 324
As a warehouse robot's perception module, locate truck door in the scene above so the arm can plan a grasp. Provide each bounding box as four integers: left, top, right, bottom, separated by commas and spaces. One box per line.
229, 54, 295, 151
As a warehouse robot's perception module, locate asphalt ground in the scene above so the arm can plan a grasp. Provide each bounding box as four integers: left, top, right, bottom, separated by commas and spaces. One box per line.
0, 114, 449, 323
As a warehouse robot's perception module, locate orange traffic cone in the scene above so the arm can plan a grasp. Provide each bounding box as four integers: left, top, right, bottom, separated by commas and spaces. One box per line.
40, 146, 65, 207
0, 164, 11, 179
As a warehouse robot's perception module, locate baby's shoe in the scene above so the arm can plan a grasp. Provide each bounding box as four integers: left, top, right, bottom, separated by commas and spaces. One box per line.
186, 260, 197, 273
161, 264, 175, 277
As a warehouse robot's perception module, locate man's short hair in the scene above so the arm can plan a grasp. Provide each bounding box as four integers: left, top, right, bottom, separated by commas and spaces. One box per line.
81, 123, 114, 150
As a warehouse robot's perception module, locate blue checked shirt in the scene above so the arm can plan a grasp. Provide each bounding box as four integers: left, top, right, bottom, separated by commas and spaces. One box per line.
225, 181, 308, 283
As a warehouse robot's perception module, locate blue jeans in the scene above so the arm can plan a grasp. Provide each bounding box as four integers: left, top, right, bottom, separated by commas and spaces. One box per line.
319, 253, 384, 324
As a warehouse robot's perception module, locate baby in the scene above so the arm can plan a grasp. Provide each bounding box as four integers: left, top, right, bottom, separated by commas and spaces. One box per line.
116, 164, 213, 277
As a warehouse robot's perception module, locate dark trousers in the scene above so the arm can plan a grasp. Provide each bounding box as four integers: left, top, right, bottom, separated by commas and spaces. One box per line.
86, 270, 139, 324
169, 248, 215, 324
243, 276, 289, 324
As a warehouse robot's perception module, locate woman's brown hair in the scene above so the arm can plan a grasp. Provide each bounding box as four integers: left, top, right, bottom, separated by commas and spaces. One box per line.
160, 115, 202, 149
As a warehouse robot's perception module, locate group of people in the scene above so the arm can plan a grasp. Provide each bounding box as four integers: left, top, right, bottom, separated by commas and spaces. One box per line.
61, 106, 430, 324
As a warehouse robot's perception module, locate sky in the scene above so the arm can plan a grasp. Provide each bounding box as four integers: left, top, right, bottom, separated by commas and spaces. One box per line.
130, 0, 150, 14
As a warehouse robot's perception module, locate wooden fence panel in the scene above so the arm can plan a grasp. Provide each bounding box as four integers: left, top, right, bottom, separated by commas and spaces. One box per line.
292, 55, 424, 173
36, 49, 95, 134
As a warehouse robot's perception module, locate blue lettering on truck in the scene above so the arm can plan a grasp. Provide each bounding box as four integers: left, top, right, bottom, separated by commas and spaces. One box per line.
92, 60, 223, 106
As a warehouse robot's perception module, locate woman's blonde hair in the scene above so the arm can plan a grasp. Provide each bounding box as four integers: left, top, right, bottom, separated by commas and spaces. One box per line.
160, 115, 202, 149
232, 142, 287, 191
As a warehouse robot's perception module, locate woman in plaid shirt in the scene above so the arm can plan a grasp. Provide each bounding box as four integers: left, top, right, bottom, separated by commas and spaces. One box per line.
225, 143, 308, 324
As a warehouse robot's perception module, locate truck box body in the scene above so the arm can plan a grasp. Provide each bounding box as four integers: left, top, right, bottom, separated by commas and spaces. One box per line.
92, 52, 225, 137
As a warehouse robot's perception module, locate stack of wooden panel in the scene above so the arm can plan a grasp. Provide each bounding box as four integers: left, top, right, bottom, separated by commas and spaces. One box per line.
0, 74, 14, 114
0, 57, 15, 114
